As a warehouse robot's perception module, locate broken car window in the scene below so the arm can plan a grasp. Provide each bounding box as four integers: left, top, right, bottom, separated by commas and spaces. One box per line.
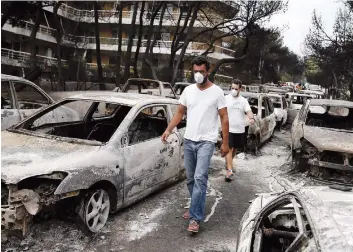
128, 105, 168, 145
13, 81, 49, 110
18, 99, 132, 143
1, 81, 14, 109
252, 197, 312, 252
306, 106, 353, 131
93, 102, 120, 118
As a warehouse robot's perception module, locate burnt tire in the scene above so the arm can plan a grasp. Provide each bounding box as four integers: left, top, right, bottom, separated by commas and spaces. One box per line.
78, 188, 111, 233
292, 150, 307, 172
248, 135, 260, 155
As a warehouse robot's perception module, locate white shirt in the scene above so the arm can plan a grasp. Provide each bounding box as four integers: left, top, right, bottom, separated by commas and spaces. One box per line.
179, 84, 226, 143
225, 94, 251, 133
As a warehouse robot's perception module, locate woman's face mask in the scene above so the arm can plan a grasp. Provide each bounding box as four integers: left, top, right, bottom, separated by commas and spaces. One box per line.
194, 72, 207, 84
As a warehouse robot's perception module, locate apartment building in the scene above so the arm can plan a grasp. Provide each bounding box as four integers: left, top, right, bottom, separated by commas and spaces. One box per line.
1, 1, 236, 85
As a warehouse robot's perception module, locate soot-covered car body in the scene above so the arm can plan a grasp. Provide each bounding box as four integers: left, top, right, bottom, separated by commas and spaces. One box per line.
268, 93, 288, 127
1, 92, 186, 236
236, 186, 353, 252
291, 99, 353, 175
1, 74, 55, 130
241, 92, 276, 153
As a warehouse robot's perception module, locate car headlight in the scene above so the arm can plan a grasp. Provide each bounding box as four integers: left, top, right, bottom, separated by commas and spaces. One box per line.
300, 138, 318, 156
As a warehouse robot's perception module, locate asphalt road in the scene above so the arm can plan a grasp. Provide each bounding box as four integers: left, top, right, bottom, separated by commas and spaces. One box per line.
2, 130, 293, 252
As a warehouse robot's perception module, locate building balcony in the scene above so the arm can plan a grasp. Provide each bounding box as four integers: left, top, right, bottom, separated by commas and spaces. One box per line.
43, 3, 226, 29
1, 48, 67, 68
2, 19, 235, 60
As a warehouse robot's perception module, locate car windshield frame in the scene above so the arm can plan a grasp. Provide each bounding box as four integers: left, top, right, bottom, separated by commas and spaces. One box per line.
305, 105, 353, 132
8, 98, 133, 145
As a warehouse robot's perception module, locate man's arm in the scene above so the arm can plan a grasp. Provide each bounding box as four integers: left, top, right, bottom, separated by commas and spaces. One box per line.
167, 104, 186, 132
246, 110, 254, 120
218, 107, 229, 156
161, 104, 186, 143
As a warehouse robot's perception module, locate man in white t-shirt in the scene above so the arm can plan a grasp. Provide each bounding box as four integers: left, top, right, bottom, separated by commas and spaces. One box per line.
161, 56, 229, 233
224, 79, 254, 181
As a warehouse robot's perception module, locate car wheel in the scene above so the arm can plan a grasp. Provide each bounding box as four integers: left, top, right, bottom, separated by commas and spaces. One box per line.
248, 135, 260, 155
79, 189, 110, 233
292, 150, 307, 172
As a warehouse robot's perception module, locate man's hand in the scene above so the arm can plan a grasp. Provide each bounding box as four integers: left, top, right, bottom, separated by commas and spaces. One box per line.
220, 142, 229, 157
161, 130, 171, 144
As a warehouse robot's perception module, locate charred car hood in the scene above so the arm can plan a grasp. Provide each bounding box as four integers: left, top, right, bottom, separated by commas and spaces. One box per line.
1, 131, 102, 184
303, 126, 353, 153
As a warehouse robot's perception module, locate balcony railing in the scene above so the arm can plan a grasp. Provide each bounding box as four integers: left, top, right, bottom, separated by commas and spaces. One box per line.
52, 3, 224, 26
1, 48, 67, 67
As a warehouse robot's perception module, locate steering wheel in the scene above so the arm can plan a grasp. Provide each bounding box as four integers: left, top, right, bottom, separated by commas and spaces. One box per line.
86, 122, 117, 140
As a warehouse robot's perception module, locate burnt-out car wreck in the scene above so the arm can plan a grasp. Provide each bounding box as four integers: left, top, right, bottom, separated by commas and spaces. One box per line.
1, 92, 186, 236
291, 99, 353, 182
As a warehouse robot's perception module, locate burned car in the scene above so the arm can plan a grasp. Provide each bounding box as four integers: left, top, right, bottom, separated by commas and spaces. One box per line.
285, 93, 312, 125
173, 82, 192, 98
114, 78, 177, 99
291, 99, 353, 179
1, 74, 55, 130
236, 186, 353, 252
242, 92, 276, 153
1, 92, 186, 236
268, 94, 288, 129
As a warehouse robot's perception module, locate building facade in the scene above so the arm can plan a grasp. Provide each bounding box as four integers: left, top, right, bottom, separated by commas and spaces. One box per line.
1, 1, 236, 87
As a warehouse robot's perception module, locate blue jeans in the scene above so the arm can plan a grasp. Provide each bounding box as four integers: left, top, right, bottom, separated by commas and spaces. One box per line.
184, 138, 215, 222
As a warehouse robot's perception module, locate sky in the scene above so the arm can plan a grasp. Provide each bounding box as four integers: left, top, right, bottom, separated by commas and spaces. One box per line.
267, 0, 345, 57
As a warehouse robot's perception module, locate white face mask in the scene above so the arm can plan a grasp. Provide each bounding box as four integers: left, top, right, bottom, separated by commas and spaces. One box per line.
231, 89, 238, 97
194, 72, 205, 84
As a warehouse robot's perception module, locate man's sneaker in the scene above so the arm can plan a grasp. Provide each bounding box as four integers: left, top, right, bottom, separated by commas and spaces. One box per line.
187, 220, 199, 233
225, 170, 234, 182
183, 211, 190, 219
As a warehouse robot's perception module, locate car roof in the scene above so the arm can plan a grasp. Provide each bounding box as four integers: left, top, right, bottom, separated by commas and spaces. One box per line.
241, 92, 266, 98
267, 93, 283, 98
286, 92, 312, 97
62, 92, 179, 106
310, 99, 353, 108
298, 186, 353, 250
1, 74, 31, 82
175, 82, 192, 86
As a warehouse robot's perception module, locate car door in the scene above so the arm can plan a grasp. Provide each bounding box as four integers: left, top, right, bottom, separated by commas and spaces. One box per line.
282, 96, 288, 124
12, 80, 53, 120
121, 104, 180, 204
1, 80, 21, 130
265, 97, 276, 136
259, 97, 270, 142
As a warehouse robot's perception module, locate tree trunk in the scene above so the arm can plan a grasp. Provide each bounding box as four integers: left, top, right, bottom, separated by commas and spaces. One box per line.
123, 3, 139, 83
149, 3, 167, 55
144, 58, 158, 80
53, 2, 66, 91
94, 1, 106, 90
168, 4, 193, 76
133, 1, 146, 77
115, 2, 124, 87
170, 3, 200, 85
29, 2, 42, 70
141, 2, 164, 74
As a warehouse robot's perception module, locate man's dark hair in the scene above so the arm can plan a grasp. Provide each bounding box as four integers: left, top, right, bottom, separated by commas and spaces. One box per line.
192, 56, 210, 71
232, 78, 242, 88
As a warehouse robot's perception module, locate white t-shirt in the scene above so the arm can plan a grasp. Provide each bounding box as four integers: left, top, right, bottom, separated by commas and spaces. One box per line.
179, 84, 226, 143
225, 94, 251, 133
